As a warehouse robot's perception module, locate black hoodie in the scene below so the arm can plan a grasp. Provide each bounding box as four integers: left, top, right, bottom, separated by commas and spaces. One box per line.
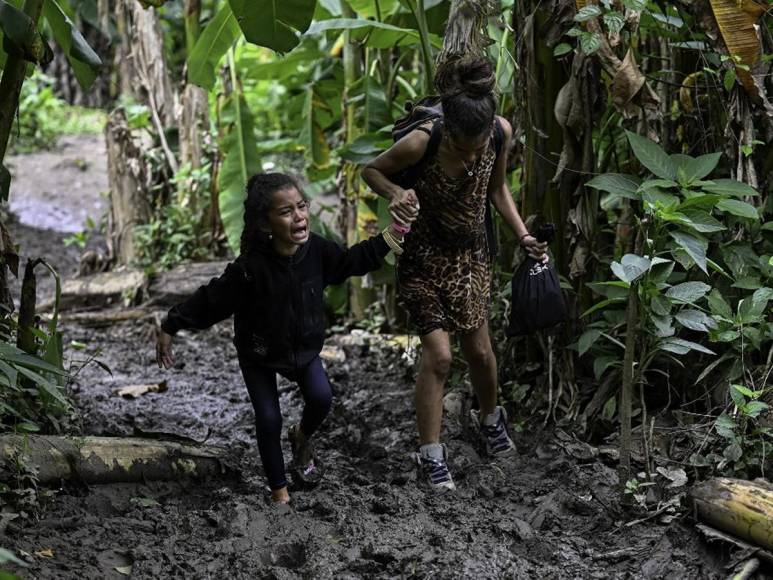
161, 232, 390, 373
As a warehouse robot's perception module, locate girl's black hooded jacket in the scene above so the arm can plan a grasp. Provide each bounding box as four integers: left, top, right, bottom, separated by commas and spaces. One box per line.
161, 232, 389, 373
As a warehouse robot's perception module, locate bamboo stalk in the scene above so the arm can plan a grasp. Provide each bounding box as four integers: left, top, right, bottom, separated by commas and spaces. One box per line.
691, 478, 773, 552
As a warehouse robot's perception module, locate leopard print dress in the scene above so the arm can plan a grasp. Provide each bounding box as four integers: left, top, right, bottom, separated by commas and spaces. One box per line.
397, 122, 497, 336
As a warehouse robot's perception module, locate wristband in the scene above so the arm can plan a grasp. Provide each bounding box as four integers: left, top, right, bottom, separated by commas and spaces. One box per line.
391, 222, 411, 235
519, 233, 530, 246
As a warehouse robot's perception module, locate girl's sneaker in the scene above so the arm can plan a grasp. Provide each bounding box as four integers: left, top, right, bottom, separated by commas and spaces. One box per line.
288, 425, 324, 488
470, 406, 517, 457
414, 443, 456, 491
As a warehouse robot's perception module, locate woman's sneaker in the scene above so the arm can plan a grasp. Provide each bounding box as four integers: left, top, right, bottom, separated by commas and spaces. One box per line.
288, 425, 324, 488
414, 443, 456, 491
470, 406, 517, 457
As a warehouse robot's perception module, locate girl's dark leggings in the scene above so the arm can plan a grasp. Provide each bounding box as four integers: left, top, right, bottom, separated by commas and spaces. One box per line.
239, 357, 332, 490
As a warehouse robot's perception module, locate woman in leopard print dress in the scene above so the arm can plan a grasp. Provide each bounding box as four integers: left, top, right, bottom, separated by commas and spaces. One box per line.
362, 58, 547, 491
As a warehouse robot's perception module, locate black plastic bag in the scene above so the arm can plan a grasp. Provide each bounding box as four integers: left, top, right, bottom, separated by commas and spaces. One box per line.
507, 258, 567, 336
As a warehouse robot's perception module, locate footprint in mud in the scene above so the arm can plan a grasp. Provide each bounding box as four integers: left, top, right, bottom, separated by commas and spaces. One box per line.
260, 541, 306, 569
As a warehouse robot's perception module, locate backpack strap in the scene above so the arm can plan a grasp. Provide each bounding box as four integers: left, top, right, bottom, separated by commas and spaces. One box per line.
492, 118, 504, 158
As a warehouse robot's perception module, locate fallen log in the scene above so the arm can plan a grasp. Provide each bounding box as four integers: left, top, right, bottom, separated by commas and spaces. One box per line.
40, 269, 148, 312
55, 307, 156, 327
146, 261, 229, 307
0, 435, 232, 485
690, 477, 773, 552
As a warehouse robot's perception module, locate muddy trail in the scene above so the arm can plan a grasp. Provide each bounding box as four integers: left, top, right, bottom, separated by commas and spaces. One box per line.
2, 137, 730, 579
5, 309, 727, 579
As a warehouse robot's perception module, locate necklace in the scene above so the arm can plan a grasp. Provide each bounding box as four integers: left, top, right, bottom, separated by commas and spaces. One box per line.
462, 158, 476, 177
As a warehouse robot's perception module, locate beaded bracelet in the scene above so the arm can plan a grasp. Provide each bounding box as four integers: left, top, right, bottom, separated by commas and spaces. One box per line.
391, 222, 411, 236
382, 227, 404, 256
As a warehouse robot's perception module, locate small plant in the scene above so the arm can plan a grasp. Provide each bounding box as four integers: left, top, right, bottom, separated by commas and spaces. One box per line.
583, 131, 769, 479
63, 217, 97, 250
690, 383, 772, 477
134, 161, 215, 270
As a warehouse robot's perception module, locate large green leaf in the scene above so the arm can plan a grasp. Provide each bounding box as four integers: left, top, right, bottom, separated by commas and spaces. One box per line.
678, 194, 721, 211
669, 231, 708, 273
42, 0, 101, 90
187, 4, 241, 90
229, 0, 316, 53
585, 173, 640, 198
305, 17, 438, 48
659, 337, 715, 355
707, 288, 732, 319
702, 179, 759, 197
0, 342, 69, 375
218, 94, 261, 255
626, 131, 676, 180
242, 45, 323, 80
0, 1, 37, 57
16, 365, 69, 405
349, 0, 400, 17
683, 152, 721, 183
578, 328, 602, 356
675, 309, 716, 332
716, 199, 759, 220
676, 209, 726, 233
611, 254, 651, 283
665, 281, 711, 303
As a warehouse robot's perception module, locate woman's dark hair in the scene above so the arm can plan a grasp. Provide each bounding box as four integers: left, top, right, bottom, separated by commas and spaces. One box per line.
240, 172, 301, 255
438, 57, 497, 139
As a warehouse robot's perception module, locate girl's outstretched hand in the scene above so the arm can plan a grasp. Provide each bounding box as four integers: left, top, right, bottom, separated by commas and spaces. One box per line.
156, 330, 175, 369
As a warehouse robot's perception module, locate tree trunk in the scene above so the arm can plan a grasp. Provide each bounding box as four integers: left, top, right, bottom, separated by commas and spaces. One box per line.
0, 435, 232, 485
179, 84, 209, 173
125, 0, 176, 127
691, 478, 773, 552
514, 1, 570, 242
105, 110, 152, 265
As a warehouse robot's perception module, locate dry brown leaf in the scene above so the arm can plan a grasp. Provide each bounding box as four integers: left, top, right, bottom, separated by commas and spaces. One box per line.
709, 0, 763, 92
116, 380, 168, 398
35, 549, 54, 558
612, 49, 646, 117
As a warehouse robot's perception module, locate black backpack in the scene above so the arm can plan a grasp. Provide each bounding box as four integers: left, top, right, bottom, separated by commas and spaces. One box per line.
390, 96, 505, 258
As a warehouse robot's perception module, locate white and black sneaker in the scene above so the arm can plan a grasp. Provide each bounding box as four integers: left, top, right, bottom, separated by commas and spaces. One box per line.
414, 443, 456, 491
470, 406, 517, 457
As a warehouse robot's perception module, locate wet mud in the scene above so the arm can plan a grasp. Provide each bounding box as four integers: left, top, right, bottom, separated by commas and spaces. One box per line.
3, 308, 728, 579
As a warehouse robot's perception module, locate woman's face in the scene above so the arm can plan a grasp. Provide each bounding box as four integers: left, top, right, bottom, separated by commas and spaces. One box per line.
265, 186, 310, 254
446, 131, 490, 165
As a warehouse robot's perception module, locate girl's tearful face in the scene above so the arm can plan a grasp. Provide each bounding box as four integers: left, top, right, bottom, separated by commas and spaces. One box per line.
267, 186, 310, 254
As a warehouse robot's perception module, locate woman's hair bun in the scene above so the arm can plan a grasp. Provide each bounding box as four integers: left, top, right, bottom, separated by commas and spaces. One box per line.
437, 57, 495, 99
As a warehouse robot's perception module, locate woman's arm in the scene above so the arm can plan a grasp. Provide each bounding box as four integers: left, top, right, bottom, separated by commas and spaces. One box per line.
362, 129, 427, 224
488, 117, 548, 262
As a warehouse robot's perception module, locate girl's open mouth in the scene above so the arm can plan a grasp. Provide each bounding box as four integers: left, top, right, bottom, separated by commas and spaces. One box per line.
291, 224, 308, 240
